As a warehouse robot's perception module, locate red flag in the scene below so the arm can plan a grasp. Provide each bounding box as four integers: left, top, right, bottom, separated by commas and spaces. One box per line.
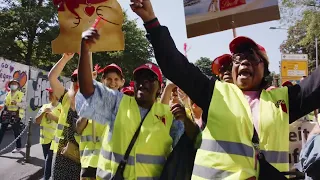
183, 43, 187, 56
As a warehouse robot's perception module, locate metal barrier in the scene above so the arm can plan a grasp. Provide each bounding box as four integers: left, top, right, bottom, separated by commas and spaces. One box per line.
0, 120, 30, 154
0, 117, 33, 161
24, 117, 32, 162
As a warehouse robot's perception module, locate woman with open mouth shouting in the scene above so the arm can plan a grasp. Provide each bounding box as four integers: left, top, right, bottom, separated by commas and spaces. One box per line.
130, 0, 320, 179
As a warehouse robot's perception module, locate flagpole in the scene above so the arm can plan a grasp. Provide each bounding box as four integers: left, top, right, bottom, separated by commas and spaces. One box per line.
232, 21, 237, 38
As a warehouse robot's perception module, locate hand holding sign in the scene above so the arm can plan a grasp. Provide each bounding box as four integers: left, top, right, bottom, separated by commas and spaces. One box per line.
62, 53, 75, 61
82, 28, 100, 50
130, 0, 156, 23
51, 0, 124, 53
81, 17, 102, 50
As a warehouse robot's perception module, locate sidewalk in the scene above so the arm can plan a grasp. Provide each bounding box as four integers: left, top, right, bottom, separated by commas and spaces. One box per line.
0, 143, 44, 180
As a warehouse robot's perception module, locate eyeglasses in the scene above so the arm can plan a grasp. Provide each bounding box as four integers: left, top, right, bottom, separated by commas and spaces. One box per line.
232, 49, 263, 66
71, 76, 78, 82
135, 77, 158, 84
134, 74, 158, 85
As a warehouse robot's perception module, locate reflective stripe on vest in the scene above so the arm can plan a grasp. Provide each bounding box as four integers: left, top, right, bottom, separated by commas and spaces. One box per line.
40, 126, 55, 134
50, 136, 61, 152
80, 149, 100, 157
99, 149, 166, 166
200, 139, 288, 163
80, 120, 106, 168
40, 126, 56, 144
7, 105, 19, 110
192, 81, 290, 179
96, 168, 160, 180
54, 136, 60, 143
193, 164, 233, 179
57, 124, 64, 130
81, 135, 101, 142
97, 96, 173, 180
40, 134, 53, 140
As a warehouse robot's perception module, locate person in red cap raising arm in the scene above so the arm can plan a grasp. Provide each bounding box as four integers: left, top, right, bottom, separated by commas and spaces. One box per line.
75, 63, 124, 179
211, 54, 233, 83
48, 53, 82, 180
129, 1, 320, 179
35, 88, 62, 180
76, 27, 198, 179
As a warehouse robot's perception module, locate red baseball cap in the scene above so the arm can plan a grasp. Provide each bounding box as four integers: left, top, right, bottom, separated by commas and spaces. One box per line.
121, 86, 134, 95
211, 54, 232, 75
229, 36, 266, 53
266, 86, 277, 91
229, 36, 269, 65
133, 63, 163, 83
282, 81, 293, 87
71, 69, 78, 77
46, 88, 53, 93
98, 63, 123, 77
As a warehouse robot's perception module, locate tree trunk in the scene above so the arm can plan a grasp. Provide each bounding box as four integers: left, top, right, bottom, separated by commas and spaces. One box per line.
25, 32, 35, 65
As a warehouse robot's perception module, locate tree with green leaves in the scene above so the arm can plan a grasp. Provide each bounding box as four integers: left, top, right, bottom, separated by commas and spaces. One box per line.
264, 71, 280, 87
0, 0, 58, 67
0, 1, 153, 78
194, 57, 213, 77
280, 0, 320, 25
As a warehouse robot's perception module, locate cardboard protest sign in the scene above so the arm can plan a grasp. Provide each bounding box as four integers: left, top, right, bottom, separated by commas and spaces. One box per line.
289, 119, 317, 170
52, 0, 125, 54
184, 0, 280, 38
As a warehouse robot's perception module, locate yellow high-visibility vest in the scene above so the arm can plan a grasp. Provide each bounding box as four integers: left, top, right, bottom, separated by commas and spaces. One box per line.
96, 95, 174, 180
50, 93, 71, 153
80, 119, 106, 168
306, 111, 316, 121
192, 81, 289, 179
5, 91, 24, 118
39, 103, 62, 144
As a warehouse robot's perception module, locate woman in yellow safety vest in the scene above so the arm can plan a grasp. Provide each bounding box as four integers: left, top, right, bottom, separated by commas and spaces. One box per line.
76, 63, 124, 180
48, 53, 81, 180
0, 79, 25, 153
130, 1, 320, 179
35, 88, 62, 180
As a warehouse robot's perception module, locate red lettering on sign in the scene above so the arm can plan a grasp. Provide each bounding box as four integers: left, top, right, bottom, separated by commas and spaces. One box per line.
220, 0, 246, 11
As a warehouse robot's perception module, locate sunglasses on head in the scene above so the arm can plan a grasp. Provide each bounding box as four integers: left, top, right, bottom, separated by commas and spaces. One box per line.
71, 75, 78, 82
232, 48, 263, 66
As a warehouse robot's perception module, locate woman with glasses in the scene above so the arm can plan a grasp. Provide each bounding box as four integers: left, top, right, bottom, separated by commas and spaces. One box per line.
48, 53, 81, 180
211, 54, 233, 83
130, 1, 320, 179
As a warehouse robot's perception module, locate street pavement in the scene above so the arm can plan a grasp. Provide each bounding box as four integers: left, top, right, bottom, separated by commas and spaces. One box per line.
0, 123, 44, 180
0, 123, 40, 155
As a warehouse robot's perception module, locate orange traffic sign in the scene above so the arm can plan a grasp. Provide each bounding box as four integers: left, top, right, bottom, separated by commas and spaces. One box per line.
281, 60, 308, 77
